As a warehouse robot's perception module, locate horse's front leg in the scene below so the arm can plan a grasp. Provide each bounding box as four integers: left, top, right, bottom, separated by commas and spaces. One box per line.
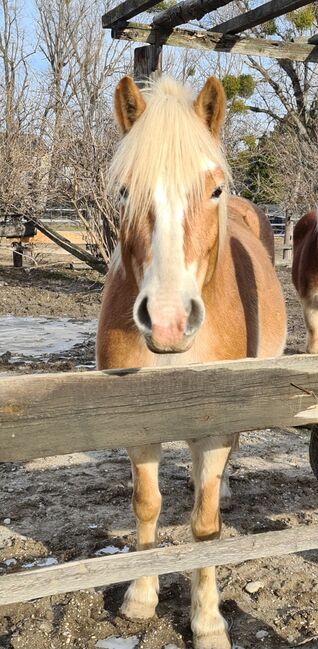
189, 436, 233, 649
121, 443, 162, 620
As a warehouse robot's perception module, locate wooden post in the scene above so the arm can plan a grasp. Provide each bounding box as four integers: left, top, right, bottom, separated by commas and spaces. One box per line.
12, 242, 24, 268
133, 44, 162, 85
283, 209, 294, 264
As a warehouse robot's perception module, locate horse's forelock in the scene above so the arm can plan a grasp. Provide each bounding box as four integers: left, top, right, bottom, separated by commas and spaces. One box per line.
109, 76, 230, 244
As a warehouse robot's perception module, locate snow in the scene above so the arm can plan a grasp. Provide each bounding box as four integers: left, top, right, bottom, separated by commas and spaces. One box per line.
22, 557, 58, 569
95, 636, 139, 649
94, 545, 129, 556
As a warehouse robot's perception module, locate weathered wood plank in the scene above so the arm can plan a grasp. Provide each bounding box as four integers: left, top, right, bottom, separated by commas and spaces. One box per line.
1, 525, 317, 605
134, 44, 162, 83
102, 0, 161, 28
153, 0, 231, 29
1, 355, 318, 463
0, 217, 36, 239
212, 0, 312, 35
111, 22, 318, 62
33, 219, 107, 274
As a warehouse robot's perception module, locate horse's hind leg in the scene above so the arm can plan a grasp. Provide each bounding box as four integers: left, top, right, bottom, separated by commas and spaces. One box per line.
121, 443, 161, 620
189, 436, 233, 649
303, 296, 318, 353
220, 433, 239, 510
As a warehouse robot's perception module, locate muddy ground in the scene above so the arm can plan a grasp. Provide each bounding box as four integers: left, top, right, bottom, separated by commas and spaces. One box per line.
0, 261, 317, 649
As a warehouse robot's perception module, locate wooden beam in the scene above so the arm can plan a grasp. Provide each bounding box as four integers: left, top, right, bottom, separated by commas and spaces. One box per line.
32, 219, 107, 275
112, 22, 318, 62
0, 216, 36, 239
1, 525, 317, 605
153, 0, 232, 30
211, 0, 313, 35
134, 44, 162, 83
102, 0, 161, 28
1, 355, 318, 463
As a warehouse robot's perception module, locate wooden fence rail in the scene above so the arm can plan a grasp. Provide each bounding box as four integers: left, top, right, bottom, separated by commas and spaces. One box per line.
1, 355, 318, 463
1, 355, 318, 608
1, 526, 317, 606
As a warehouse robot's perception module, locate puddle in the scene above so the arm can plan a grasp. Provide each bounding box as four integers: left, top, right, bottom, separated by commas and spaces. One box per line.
0, 315, 97, 360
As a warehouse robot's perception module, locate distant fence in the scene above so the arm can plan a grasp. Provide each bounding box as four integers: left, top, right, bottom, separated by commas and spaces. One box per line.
258, 204, 285, 235
42, 207, 85, 224
0, 355, 318, 606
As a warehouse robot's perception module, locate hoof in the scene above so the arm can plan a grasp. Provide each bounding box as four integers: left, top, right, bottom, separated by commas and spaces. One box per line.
120, 599, 156, 620
120, 578, 158, 620
193, 630, 232, 649
306, 346, 318, 354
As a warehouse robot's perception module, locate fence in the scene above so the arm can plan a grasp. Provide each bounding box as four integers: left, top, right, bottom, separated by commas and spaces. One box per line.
1, 354, 318, 607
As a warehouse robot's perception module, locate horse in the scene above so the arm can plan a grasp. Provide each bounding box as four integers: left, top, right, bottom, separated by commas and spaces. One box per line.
292, 209, 318, 353
96, 75, 287, 649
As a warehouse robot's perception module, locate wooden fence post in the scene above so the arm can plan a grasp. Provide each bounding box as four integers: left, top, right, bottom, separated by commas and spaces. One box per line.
12, 242, 24, 268
283, 209, 294, 264
133, 44, 162, 85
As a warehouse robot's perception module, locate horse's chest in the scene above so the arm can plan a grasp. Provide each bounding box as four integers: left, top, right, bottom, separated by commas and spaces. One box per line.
153, 349, 201, 368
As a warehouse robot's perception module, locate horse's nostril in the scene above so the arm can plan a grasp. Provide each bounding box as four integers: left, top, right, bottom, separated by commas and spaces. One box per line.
186, 298, 205, 336
136, 297, 152, 331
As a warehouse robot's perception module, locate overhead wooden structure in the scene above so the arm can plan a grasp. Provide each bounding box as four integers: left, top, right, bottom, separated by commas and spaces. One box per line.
102, 0, 318, 74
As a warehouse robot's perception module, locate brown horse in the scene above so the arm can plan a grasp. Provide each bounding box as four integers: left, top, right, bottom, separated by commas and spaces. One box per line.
292, 209, 318, 353
97, 76, 286, 649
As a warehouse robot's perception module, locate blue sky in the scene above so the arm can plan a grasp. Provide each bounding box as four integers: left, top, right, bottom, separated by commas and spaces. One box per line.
19, 0, 50, 72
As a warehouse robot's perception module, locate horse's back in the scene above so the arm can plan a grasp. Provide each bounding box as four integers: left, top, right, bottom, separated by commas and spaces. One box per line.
224, 197, 286, 358
228, 196, 274, 264
292, 209, 318, 298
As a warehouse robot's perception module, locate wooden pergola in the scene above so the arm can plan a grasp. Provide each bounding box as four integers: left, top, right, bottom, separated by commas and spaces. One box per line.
102, 0, 318, 78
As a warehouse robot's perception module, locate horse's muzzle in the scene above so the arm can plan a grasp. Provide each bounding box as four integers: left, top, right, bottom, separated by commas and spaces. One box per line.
133, 295, 205, 354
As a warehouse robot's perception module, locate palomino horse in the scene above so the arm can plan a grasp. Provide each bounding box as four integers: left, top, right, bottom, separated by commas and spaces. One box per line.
97, 76, 286, 649
292, 209, 318, 353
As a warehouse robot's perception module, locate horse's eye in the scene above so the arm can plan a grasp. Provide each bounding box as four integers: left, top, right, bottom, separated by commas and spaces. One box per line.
119, 186, 129, 201
211, 186, 223, 200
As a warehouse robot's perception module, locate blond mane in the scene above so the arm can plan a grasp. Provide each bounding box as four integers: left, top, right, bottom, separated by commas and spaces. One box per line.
109, 76, 231, 240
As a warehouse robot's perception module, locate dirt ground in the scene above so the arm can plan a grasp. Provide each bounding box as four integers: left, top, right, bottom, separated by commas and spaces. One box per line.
0, 257, 317, 649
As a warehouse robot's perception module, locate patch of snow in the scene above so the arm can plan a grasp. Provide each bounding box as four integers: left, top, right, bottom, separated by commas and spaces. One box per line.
95, 636, 139, 649
3, 558, 17, 566
94, 545, 129, 556
22, 557, 58, 569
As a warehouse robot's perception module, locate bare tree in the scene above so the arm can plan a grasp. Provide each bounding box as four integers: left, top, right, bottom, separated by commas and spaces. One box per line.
0, 0, 49, 216
209, 1, 318, 141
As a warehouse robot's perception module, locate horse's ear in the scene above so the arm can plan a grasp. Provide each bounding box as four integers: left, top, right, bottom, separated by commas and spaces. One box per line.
194, 77, 226, 138
114, 76, 146, 134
